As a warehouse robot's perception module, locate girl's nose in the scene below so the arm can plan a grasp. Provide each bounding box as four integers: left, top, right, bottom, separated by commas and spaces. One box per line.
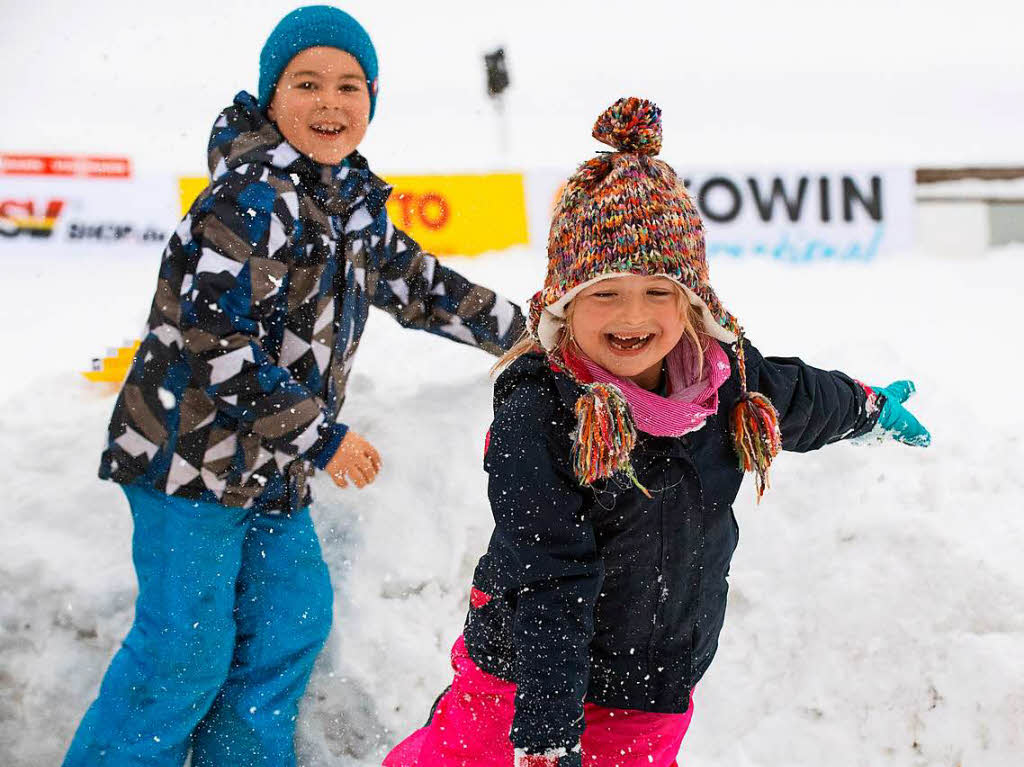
620, 294, 648, 324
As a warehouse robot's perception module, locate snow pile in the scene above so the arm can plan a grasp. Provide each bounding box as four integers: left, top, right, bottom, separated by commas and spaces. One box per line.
1, 244, 1023, 765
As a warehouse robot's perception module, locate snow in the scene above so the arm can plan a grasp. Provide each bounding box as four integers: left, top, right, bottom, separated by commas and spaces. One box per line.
3, 0, 1024, 764
2, 244, 1024, 765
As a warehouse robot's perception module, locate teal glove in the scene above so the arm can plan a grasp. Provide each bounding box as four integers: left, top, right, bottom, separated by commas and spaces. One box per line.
869, 380, 931, 447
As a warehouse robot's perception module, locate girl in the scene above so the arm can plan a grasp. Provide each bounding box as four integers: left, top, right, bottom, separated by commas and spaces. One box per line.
62, 6, 524, 766
384, 98, 929, 767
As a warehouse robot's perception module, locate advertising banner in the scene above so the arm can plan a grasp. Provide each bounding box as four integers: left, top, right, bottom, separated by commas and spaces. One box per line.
178, 171, 531, 257
527, 166, 915, 262
1, 155, 174, 252
4, 154, 914, 263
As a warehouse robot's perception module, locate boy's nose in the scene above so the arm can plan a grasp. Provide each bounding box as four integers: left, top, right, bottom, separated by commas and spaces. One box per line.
316, 90, 342, 108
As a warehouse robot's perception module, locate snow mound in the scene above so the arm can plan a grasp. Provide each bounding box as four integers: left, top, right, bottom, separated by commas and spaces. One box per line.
1, 246, 1023, 766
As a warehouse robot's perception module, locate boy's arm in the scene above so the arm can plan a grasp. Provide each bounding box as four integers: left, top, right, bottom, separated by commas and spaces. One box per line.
367, 209, 526, 355
485, 380, 599, 767
740, 339, 879, 452
179, 177, 345, 470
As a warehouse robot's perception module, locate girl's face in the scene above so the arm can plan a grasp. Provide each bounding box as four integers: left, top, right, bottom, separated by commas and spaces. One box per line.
268, 46, 371, 165
569, 276, 689, 390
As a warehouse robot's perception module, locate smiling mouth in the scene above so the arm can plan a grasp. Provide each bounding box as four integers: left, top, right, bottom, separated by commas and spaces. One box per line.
606, 332, 654, 352
310, 123, 345, 137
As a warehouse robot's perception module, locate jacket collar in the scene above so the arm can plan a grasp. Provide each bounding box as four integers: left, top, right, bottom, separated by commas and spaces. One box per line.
507, 352, 695, 458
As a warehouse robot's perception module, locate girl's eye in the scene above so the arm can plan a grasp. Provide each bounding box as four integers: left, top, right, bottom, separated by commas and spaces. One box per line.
340, 83, 361, 93
297, 81, 317, 90
648, 290, 673, 297
592, 292, 617, 299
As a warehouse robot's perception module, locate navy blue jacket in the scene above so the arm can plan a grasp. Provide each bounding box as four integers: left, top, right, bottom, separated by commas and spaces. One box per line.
462, 342, 877, 756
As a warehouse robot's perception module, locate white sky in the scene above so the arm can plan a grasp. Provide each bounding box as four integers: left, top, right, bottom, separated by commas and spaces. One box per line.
3, 0, 1023, 172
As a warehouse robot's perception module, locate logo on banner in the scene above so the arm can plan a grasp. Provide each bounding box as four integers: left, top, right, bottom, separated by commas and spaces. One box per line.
531, 168, 913, 262
0, 154, 131, 179
686, 175, 881, 224
66, 222, 168, 243
381, 173, 529, 256
0, 198, 66, 238
682, 173, 896, 262
389, 191, 450, 230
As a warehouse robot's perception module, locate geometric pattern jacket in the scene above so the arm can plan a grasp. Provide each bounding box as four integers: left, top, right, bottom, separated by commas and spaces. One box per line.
99, 92, 526, 513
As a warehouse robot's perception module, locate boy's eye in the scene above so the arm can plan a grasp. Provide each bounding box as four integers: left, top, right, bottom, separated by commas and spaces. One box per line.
592, 292, 617, 298
648, 290, 673, 297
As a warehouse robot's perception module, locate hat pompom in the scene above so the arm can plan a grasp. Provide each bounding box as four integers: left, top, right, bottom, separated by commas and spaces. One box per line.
592, 97, 663, 156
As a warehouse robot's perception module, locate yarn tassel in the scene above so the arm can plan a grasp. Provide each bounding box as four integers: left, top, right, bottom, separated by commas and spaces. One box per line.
731, 392, 782, 501
571, 383, 650, 497
730, 338, 782, 501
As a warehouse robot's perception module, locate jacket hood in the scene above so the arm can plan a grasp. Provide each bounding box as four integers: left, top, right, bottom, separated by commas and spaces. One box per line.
205, 91, 390, 216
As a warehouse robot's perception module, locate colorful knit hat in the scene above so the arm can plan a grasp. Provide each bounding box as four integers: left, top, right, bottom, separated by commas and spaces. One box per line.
532, 97, 782, 498
258, 6, 380, 121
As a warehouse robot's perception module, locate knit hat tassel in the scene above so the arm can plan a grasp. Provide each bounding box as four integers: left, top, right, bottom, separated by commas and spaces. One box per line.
730, 340, 782, 500
572, 383, 650, 498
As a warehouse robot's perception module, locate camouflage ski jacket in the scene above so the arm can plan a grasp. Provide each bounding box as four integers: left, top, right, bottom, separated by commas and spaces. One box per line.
99, 92, 525, 512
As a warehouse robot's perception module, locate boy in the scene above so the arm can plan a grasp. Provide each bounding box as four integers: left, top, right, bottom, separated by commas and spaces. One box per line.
62, 6, 525, 766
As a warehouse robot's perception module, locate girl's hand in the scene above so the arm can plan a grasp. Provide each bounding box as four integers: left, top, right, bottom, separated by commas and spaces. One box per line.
869, 380, 931, 447
325, 430, 382, 488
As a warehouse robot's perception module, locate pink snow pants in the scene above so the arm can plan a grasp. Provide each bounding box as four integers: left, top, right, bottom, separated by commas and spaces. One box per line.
383, 636, 694, 767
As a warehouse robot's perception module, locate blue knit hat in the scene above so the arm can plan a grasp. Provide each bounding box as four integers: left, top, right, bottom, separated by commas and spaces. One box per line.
259, 5, 379, 121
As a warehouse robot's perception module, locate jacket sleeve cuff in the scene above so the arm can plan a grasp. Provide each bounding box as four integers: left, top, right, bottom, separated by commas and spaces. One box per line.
850, 379, 884, 438
311, 422, 348, 470
514, 745, 582, 767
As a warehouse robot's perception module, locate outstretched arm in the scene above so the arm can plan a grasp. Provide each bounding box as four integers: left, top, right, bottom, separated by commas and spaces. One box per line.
741, 340, 879, 452
366, 208, 526, 354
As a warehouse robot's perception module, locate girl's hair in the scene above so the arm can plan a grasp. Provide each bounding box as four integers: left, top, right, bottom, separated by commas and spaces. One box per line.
492, 282, 708, 378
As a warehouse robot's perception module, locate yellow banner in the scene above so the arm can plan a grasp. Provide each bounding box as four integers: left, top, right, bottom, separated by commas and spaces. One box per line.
178, 171, 528, 257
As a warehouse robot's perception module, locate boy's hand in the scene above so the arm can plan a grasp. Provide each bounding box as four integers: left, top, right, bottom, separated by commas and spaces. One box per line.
869, 380, 931, 447
326, 430, 381, 488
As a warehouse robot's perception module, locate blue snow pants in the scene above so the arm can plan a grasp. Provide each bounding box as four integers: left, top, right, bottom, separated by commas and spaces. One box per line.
62, 485, 334, 766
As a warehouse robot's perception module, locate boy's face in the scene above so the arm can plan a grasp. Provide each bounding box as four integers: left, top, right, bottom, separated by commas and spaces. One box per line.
569, 276, 688, 390
268, 46, 371, 165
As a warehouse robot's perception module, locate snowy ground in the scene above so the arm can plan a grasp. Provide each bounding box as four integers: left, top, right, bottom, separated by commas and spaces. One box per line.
1, 243, 1022, 766
3, 0, 1024, 762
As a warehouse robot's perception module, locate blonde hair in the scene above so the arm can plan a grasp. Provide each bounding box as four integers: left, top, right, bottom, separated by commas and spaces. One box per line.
493, 282, 708, 378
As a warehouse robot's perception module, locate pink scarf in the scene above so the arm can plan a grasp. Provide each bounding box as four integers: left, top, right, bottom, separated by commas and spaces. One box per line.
575, 338, 732, 437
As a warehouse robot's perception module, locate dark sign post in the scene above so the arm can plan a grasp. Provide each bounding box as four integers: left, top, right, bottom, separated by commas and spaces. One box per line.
483, 48, 510, 156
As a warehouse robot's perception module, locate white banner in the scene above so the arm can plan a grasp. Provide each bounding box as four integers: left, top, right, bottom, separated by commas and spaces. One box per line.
526, 165, 915, 262
0, 173, 176, 255
3, 160, 915, 263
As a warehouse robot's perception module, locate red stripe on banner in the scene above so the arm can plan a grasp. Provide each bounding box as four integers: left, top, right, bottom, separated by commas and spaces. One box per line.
0, 154, 132, 178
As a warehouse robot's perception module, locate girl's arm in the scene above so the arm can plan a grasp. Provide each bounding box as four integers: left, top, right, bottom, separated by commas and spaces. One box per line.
740, 340, 879, 452
366, 207, 526, 354
485, 378, 601, 767
177, 175, 345, 470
